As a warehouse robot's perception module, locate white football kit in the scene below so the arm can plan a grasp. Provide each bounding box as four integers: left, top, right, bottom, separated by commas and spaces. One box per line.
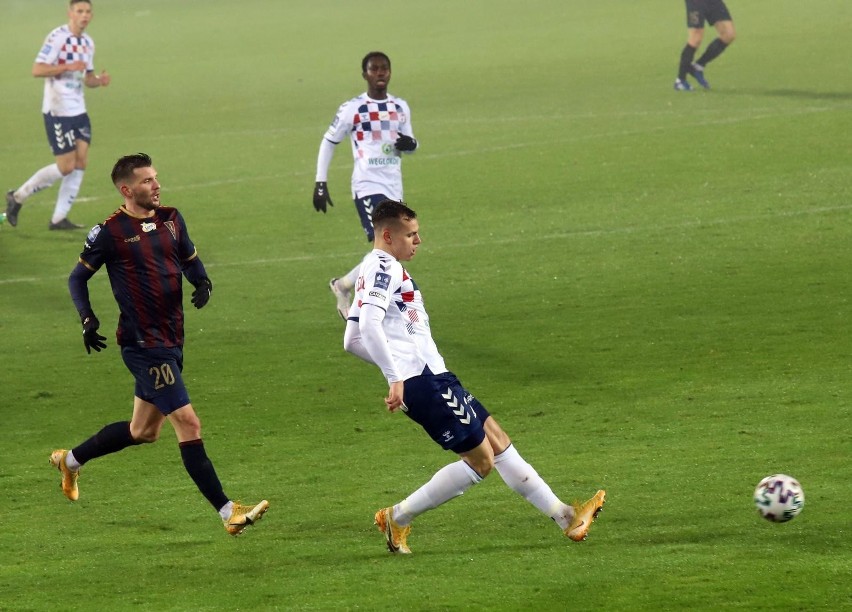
319, 93, 415, 199
344, 249, 446, 383
36, 25, 95, 116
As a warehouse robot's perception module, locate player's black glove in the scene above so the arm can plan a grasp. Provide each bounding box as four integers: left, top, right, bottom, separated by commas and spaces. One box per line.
81, 312, 107, 354
313, 181, 333, 213
394, 135, 418, 152
191, 277, 213, 309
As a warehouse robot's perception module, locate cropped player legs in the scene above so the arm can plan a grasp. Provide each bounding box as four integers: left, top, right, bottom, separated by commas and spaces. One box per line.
52, 141, 89, 225
696, 20, 735, 67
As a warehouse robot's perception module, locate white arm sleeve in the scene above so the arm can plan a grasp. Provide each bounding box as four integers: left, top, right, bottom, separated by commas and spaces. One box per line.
358, 303, 403, 383
315, 138, 336, 182
343, 319, 374, 364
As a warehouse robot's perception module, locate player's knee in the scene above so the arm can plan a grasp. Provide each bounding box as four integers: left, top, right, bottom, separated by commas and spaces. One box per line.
468, 456, 494, 478
56, 160, 75, 176
130, 427, 159, 444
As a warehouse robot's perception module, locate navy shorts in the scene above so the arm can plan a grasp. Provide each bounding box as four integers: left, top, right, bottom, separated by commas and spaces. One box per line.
686, 0, 732, 27
121, 345, 190, 415
402, 370, 489, 453
43, 112, 91, 156
353, 193, 391, 242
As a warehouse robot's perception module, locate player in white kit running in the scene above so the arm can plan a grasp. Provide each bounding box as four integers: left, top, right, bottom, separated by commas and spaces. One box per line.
5, 0, 111, 230
313, 52, 418, 319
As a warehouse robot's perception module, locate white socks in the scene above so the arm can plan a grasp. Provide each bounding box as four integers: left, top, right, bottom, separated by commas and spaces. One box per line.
218, 501, 234, 521
494, 444, 573, 530
342, 263, 361, 290
15, 163, 63, 202
334, 262, 364, 292
392, 460, 482, 526
53, 169, 84, 224
65, 450, 81, 472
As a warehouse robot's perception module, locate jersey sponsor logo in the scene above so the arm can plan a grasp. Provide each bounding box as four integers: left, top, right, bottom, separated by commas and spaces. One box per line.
124, 235, 141, 243
381, 143, 394, 155
141, 222, 156, 233
367, 157, 400, 167
41, 44, 52, 55
368, 290, 385, 299
86, 225, 101, 244
374, 272, 391, 290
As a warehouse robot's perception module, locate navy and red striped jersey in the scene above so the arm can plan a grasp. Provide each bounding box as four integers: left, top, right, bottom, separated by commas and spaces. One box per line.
79, 205, 200, 348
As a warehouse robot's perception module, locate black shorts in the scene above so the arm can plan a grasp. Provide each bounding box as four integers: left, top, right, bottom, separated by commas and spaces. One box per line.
42, 112, 91, 156
402, 370, 490, 453
685, 0, 732, 28
353, 193, 389, 242
121, 345, 190, 415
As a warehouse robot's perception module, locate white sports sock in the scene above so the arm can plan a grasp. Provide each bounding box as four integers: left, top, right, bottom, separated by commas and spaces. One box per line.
392, 460, 482, 526
53, 169, 84, 224
65, 450, 81, 472
15, 163, 63, 203
218, 500, 234, 520
341, 262, 361, 290
494, 444, 573, 530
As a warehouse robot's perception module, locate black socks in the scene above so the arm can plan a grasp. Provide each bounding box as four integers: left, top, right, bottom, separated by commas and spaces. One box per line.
179, 439, 229, 511
72, 421, 140, 465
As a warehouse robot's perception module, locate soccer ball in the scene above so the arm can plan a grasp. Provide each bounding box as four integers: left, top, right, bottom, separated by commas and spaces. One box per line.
754, 474, 804, 522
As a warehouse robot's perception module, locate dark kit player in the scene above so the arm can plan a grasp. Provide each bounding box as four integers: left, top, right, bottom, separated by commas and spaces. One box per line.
52, 152, 268, 535
675, 0, 736, 91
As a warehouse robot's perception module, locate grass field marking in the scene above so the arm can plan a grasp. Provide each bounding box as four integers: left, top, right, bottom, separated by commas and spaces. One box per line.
2, 203, 849, 287
1, 99, 846, 158
11, 100, 845, 211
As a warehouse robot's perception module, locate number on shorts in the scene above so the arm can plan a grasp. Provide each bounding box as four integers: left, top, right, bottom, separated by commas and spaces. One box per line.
148, 363, 176, 390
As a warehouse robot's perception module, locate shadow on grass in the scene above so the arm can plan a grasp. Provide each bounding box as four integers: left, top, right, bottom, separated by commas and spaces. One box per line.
716, 88, 852, 101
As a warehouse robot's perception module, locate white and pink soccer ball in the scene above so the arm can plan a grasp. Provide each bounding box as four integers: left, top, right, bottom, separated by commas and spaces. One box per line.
754, 474, 804, 523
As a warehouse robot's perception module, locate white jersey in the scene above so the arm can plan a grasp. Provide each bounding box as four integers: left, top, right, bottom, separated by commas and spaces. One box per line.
36, 25, 95, 116
349, 249, 446, 382
323, 93, 414, 199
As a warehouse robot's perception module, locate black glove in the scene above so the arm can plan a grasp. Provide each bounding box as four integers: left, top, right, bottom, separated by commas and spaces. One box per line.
394, 135, 418, 152
313, 181, 333, 213
81, 312, 107, 354
191, 278, 213, 309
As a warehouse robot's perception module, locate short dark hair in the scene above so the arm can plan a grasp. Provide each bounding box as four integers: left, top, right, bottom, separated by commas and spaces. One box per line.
111, 153, 152, 185
372, 199, 416, 230
361, 51, 391, 73
70, 0, 92, 6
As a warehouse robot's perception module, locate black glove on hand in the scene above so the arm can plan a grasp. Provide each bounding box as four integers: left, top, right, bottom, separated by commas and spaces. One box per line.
394, 135, 418, 152
81, 312, 107, 354
313, 181, 333, 213
191, 278, 213, 309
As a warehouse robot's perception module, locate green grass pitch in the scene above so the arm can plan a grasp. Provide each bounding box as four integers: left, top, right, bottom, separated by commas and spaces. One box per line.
1, 0, 850, 609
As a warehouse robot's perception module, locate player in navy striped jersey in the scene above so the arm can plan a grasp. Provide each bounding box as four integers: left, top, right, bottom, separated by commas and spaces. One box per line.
5, 0, 111, 230
313, 51, 418, 320
52, 153, 268, 536
343, 200, 606, 554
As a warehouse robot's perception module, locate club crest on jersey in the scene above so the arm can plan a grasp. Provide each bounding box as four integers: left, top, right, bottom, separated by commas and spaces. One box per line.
374, 272, 391, 290
141, 221, 156, 233
164, 221, 177, 240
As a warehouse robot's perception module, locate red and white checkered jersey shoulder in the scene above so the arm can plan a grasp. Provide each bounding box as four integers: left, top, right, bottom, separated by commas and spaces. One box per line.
356, 251, 424, 313
37, 25, 95, 66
